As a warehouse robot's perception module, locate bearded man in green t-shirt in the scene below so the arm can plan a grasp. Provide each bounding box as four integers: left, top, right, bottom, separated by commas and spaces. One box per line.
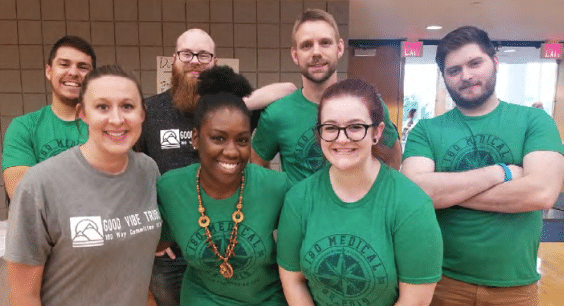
251, 9, 401, 183
2, 36, 95, 199
402, 26, 564, 305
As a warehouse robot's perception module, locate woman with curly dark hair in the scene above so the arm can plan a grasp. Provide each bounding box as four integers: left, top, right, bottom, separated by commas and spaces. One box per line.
157, 66, 291, 305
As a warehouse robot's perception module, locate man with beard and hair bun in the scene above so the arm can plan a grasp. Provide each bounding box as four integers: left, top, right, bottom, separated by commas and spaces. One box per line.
2, 36, 95, 199
137, 28, 297, 306
251, 9, 402, 184
402, 26, 564, 305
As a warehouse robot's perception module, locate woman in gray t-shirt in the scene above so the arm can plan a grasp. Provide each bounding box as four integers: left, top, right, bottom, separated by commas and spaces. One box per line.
5, 65, 162, 306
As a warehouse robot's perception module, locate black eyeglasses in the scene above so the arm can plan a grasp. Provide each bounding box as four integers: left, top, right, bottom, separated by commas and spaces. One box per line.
175, 50, 214, 64
316, 123, 376, 142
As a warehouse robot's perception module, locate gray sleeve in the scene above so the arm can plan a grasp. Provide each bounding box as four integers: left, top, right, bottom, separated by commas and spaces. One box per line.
4, 174, 52, 266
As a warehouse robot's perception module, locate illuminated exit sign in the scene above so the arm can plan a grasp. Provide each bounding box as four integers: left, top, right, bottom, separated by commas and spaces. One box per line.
541, 43, 563, 59
401, 41, 423, 57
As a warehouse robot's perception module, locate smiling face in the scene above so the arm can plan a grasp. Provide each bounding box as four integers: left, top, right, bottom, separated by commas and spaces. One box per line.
79, 76, 145, 158
319, 95, 383, 172
443, 43, 498, 110
291, 20, 344, 85
173, 29, 216, 80
46, 46, 93, 106
192, 107, 251, 194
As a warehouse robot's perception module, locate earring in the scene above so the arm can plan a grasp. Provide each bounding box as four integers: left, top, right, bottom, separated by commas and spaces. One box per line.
373, 138, 378, 145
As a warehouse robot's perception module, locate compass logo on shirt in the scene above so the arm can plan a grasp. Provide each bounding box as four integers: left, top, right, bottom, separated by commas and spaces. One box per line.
302, 234, 388, 305
441, 134, 514, 171
294, 128, 326, 172
188, 222, 266, 283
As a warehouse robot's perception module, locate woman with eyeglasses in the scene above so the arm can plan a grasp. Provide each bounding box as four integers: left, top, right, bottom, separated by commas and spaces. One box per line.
156, 66, 291, 305
276, 79, 443, 306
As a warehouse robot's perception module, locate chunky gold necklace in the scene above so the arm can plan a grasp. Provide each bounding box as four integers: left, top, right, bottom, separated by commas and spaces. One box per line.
196, 168, 245, 279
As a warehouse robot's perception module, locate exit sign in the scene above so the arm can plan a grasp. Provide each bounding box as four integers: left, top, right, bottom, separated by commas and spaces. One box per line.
541, 43, 563, 59
401, 41, 423, 57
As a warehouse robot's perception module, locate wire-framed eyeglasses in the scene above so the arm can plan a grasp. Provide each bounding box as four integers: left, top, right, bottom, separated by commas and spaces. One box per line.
316, 123, 376, 142
175, 50, 214, 64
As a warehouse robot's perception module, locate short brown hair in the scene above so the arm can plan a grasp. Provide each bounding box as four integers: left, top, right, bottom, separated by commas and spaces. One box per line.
292, 9, 340, 47
436, 26, 496, 74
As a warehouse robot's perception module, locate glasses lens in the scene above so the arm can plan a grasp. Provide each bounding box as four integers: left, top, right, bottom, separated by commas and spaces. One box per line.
346, 124, 368, 141
178, 51, 194, 62
198, 53, 212, 63
320, 125, 339, 141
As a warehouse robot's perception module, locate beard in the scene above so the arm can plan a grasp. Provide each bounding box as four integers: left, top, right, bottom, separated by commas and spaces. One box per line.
446, 66, 497, 110
300, 59, 337, 84
170, 65, 201, 113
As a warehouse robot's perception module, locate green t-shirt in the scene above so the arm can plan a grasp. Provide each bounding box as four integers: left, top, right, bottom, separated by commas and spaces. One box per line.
403, 101, 564, 287
2, 105, 88, 170
277, 164, 443, 306
157, 163, 291, 306
252, 89, 399, 184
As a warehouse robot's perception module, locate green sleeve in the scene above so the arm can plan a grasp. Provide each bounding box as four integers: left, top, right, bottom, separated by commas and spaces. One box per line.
252, 109, 280, 162
402, 120, 433, 161
393, 189, 443, 284
2, 117, 37, 170
157, 177, 176, 243
381, 101, 399, 148
276, 190, 304, 272
160, 218, 174, 242
524, 110, 564, 156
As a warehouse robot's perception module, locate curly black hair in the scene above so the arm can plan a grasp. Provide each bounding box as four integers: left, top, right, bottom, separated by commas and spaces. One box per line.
194, 66, 254, 129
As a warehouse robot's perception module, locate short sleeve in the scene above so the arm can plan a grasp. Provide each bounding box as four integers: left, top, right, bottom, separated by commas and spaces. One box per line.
381, 101, 399, 148
4, 174, 52, 265
402, 120, 434, 161
393, 190, 443, 284
2, 117, 36, 170
276, 191, 304, 272
251, 110, 280, 161
524, 110, 564, 156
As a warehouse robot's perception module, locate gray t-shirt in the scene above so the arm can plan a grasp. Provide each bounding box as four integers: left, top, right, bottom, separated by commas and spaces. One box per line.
4, 146, 162, 306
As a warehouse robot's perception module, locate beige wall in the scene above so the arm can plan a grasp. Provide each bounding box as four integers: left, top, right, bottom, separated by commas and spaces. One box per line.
0, 0, 350, 219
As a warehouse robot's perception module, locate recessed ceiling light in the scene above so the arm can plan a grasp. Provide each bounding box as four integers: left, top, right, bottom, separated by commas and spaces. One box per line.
503, 49, 516, 53
426, 25, 443, 30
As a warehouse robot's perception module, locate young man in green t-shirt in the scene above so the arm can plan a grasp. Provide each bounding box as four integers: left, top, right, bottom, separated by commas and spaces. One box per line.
2, 36, 95, 199
402, 26, 564, 305
251, 9, 401, 183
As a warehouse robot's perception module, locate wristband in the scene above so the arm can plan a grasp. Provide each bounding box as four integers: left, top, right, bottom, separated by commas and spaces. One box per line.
496, 163, 512, 182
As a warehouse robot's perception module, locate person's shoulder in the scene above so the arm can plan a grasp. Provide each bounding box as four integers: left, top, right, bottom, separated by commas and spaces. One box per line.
246, 163, 288, 183
8, 105, 52, 129
145, 90, 171, 108
130, 150, 159, 172
159, 163, 197, 183
24, 146, 78, 178
263, 89, 305, 113
379, 164, 431, 201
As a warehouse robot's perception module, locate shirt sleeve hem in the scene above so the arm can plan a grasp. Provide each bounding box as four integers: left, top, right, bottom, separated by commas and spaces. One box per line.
398, 273, 442, 284
277, 258, 301, 272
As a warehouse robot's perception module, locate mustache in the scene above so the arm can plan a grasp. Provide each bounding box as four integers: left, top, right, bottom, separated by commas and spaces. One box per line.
459, 81, 480, 90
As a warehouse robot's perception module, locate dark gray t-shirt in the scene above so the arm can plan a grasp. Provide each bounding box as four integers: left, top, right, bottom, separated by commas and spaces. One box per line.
5, 146, 162, 306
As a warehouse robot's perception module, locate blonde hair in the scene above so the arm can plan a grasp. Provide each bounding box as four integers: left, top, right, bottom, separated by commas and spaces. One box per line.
291, 9, 340, 47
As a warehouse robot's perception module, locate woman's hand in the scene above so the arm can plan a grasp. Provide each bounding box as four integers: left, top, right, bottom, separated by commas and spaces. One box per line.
279, 266, 315, 306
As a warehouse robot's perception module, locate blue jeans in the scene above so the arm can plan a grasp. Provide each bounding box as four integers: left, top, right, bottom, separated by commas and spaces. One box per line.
149, 245, 187, 306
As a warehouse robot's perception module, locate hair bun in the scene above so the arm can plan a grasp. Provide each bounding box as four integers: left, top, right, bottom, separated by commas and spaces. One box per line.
197, 66, 253, 98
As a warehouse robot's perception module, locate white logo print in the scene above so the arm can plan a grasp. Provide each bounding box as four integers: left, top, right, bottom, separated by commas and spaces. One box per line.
70, 216, 104, 248
161, 129, 181, 149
